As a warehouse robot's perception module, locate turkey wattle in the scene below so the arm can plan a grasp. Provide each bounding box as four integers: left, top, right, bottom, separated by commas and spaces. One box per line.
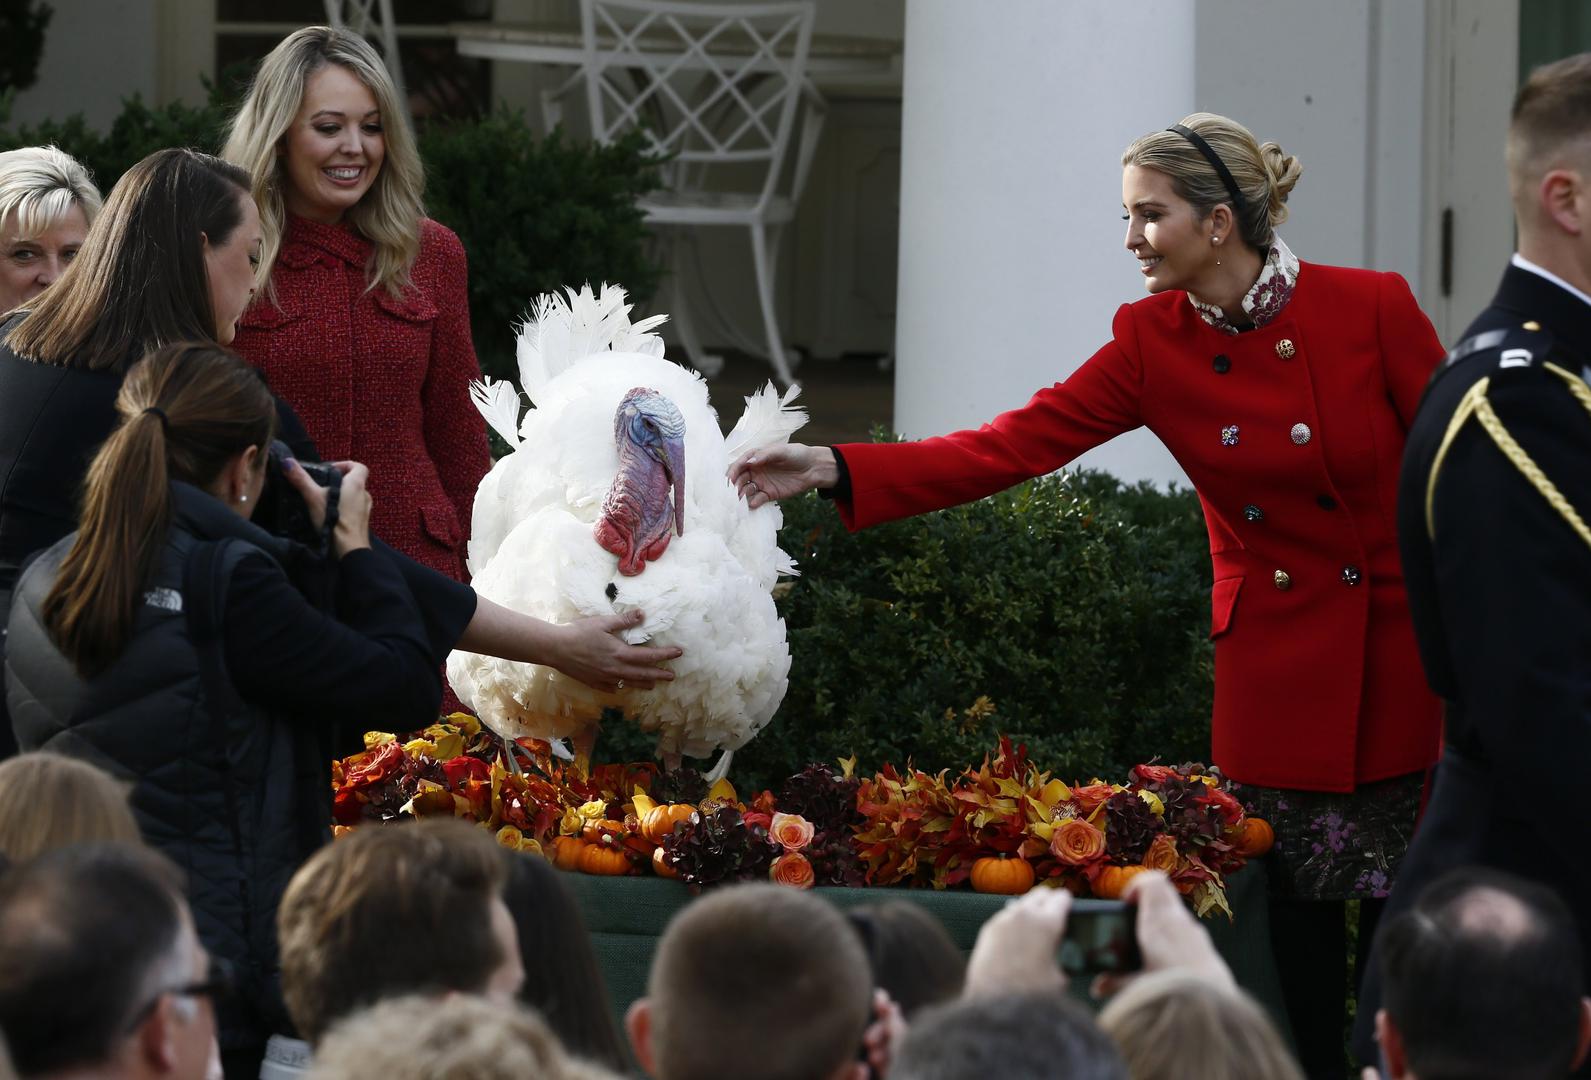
447, 284, 806, 778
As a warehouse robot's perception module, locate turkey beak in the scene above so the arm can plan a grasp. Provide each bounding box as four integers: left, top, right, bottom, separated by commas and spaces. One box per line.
665, 435, 686, 536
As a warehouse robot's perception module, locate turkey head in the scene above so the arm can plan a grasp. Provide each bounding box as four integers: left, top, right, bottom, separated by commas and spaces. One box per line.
595, 387, 687, 576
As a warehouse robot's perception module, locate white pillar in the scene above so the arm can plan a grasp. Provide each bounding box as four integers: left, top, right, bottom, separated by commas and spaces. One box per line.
893, 1, 1195, 486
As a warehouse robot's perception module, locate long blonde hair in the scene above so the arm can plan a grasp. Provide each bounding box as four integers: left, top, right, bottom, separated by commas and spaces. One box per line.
0, 753, 141, 862
1121, 112, 1302, 252
223, 26, 425, 298
1099, 970, 1304, 1080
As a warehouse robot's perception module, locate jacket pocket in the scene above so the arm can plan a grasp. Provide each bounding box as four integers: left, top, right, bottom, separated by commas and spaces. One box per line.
420, 501, 462, 550
375, 288, 439, 324
237, 297, 303, 331
1210, 576, 1242, 639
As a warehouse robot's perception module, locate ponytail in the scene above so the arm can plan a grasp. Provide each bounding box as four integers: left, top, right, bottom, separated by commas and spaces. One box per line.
43, 343, 275, 676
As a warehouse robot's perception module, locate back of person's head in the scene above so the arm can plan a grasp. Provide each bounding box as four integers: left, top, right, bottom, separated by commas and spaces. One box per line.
41, 342, 275, 677
1379, 866, 1590, 1080
278, 819, 518, 1045
0, 145, 102, 241
307, 993, 621, 1080
846, 901, 965, 1018
1508, 52, 1591, 229
628, 882, 872, 1080
501, 850, 630, 1072
0, 843, 211, 1077
5, 147, 251, 371
223, 25, 425, 297
1120, 111, 1302, 253
0, 752, 141, 861
1098, 970, 1302, 1080
892, 991, 1126, 1080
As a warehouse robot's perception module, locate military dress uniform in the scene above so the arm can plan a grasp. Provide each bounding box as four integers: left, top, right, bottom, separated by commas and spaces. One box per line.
1353, 257, 1591, 1068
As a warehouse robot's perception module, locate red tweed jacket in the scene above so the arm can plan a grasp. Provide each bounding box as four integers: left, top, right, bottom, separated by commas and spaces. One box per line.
234, 216, 491, 582
835, 264, 1446, 793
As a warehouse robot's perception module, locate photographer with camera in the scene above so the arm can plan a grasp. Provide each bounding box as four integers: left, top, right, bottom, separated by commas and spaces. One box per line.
6, 342, 427, 1075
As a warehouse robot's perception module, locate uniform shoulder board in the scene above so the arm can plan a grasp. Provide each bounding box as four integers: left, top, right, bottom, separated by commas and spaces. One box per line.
1441, 320, 1565, 371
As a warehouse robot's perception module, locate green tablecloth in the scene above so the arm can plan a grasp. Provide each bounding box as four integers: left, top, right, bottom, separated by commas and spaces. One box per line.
563, 864, 1287, 1037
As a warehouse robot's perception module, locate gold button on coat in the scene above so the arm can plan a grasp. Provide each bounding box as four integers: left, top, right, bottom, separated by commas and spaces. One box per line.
1274, 570, 1292, 591
1290, 423, 1312, 445
1275, 338, 1296, 359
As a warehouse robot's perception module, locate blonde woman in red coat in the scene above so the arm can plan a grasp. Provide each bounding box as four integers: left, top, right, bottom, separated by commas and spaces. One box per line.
732, 112, 1445, 1073
224, 27, 489, 583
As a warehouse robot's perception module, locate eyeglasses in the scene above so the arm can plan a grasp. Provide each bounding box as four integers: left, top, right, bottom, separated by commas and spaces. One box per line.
123, 955, 235, 1034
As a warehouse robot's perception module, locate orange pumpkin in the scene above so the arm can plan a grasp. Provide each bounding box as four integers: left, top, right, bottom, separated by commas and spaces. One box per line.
652, 845, 681, 879
581, 818, 625, 843
970, 856, 1035, 895
550, 836, 588, 871
579, 842, 632, 876
1093, 864, 1148, 900
640, 803, 698, 844
1235, 817, 1275, 857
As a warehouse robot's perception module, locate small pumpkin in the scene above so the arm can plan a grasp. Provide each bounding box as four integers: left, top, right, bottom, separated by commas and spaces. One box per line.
581, 817, 625, 843
1235, 816, 1275, 857
579, 842, 632, 876
550, 836, 588, 871
641, 803, 698, 844
1093, 864, 1148, 900
970, 856, 1035, 895
652, 845, 681, 880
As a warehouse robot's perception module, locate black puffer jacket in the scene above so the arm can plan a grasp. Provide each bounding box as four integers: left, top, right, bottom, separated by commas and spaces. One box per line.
4, 483, 438, 1051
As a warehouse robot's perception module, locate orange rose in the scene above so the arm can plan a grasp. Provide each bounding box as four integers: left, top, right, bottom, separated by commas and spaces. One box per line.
770, 812, 816, 852
770, 851, 816, 890
1142, 834, 1180, 874
1049, 817, 1106, 866
1069, 783, 1116, 816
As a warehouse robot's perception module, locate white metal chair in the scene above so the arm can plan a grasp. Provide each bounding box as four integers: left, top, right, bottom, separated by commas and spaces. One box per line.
323, 0, 409, 122
573, 0, 823, 385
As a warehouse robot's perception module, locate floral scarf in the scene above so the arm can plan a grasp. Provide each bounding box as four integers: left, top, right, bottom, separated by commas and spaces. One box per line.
1188, 236, 1300, 335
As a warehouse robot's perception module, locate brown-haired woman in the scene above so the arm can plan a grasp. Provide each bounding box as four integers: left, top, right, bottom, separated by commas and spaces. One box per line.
0, 752, 141, 862
5, 342, 432, 1075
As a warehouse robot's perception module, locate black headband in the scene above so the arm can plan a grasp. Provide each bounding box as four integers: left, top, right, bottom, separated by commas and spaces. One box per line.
1167, 124, 1247, 213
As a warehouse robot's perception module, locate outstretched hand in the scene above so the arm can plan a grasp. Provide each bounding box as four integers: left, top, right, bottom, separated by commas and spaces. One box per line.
548, 609, 682, 694
728, 443, 840, 508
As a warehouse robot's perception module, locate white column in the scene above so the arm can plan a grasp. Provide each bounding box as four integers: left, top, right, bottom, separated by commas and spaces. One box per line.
893, 0, 1195, 486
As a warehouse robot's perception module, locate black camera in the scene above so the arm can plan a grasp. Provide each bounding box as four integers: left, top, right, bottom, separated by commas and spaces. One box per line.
264, 439, 341, 554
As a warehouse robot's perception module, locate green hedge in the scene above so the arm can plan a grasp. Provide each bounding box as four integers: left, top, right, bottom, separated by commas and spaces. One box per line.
0, 94, 661, 382
603, 467, 1216, 792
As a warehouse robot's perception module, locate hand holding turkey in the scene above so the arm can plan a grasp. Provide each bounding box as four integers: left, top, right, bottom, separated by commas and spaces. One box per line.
729, 442, 840, 508
546, 608, 681, 694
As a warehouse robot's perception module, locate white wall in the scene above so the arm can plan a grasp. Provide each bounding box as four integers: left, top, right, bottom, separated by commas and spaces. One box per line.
892, 0, 1194, 485
892, 0, 1431, 487
6, 0, 158, 129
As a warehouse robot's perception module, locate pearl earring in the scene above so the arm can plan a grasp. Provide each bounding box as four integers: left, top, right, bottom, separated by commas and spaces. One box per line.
239, 494, 249, 504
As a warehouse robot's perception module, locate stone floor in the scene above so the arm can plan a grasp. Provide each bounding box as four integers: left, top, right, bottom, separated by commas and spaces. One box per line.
703, 350, 895, 446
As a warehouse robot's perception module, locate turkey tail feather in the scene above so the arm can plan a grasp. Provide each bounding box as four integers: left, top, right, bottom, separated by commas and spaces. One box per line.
724, 382, 808, 461
471, 377, 523, 449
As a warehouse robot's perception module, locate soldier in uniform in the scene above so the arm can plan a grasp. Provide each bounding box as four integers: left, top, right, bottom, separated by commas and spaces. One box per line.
1354, 52, 1591, 1072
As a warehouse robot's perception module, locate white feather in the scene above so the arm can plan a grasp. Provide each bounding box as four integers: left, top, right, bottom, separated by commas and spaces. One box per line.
470, 377, 524, 449
723, 381, 808, 461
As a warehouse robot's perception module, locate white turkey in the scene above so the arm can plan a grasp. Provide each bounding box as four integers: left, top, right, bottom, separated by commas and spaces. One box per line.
447, 284, 806, 780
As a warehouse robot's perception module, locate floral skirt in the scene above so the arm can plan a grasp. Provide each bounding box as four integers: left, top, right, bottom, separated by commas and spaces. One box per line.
1231, 771, 1426, 901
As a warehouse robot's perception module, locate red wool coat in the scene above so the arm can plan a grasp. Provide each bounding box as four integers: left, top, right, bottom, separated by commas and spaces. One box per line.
234, 216, 491, 582
836, 264, 1445, 793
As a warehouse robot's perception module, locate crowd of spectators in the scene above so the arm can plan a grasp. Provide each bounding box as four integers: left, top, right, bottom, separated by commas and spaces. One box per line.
0, 754, 1582, 1080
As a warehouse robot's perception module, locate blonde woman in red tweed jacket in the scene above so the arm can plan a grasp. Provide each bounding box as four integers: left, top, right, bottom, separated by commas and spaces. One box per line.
224, 26, 489, 582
